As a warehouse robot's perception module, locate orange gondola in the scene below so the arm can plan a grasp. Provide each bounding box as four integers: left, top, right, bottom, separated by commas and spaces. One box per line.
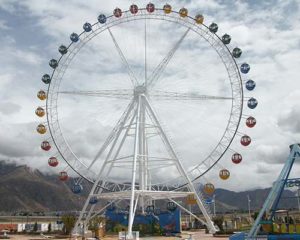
203, 183, 215, 195
219, 169, 230, 180
35, 107, 45, 117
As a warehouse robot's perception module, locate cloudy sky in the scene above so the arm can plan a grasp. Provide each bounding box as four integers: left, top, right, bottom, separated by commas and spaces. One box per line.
0, 0, 300, 192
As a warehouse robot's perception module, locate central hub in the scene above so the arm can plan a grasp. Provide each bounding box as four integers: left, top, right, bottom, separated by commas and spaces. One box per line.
134, 85, 146, 97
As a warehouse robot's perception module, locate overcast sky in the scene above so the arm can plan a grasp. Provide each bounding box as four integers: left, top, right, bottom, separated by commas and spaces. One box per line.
0, 0, 300, 192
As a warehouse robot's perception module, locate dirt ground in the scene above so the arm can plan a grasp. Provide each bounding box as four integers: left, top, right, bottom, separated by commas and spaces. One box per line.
2, 230, 229, 240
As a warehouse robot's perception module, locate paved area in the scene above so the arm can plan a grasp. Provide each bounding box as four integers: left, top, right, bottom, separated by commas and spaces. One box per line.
3, 230, 229, 240
1, 230, 229, 240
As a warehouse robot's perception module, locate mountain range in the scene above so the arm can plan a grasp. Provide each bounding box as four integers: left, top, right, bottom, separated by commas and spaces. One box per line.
0, 160, 86, 213
0, 161, 298, 214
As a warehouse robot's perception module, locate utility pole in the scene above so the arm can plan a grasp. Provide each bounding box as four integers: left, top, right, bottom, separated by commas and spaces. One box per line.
213, 195, 216, 217
297, 188, 300, 213
247, 195, 251, 222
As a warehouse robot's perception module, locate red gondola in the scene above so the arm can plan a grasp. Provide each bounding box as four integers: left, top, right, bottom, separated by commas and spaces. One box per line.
232, 153, 242, 164
241, 135, 251, 146
41, 141, 51, 151
48, 157, 58, 167
246, 116, 256, 128
59, 171, 68, 181
113, 8, 122, 18
129, 4, 138, 14
146, 3, 155, 13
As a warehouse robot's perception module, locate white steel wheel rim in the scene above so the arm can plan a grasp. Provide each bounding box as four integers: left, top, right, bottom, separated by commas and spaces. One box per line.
46, 9, 243, 187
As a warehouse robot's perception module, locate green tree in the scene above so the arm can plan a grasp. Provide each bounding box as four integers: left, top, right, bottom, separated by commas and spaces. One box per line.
213, 216, 224, 232
88, 216, 105, 232
253, 211, 259, 220
48, 223, 52, 232
61, 214, 76, 235
33, 222, 38, 232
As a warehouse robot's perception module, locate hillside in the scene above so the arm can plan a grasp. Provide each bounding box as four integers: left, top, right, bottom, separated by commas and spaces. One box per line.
0, 161, 86, 213
214, 188, 298, 213
0, 161, 298, 214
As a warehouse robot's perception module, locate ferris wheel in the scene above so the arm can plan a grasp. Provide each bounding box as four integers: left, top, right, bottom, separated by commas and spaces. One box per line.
35, 3, 257, 236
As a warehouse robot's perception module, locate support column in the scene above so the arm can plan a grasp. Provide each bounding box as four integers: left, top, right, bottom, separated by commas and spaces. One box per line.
143, 96, 217, 233
73, 100, 136, 235
247, 144, 300, 239
128, 95, 142, 239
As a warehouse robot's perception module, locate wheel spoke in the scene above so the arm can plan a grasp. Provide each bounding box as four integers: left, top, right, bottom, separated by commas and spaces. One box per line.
144, 18, 148, 88
150, 91, 233, 101
108, 28, 138, 86
59, 89, 133, 99
147, 28, 190, 89
87, 99, 136, 170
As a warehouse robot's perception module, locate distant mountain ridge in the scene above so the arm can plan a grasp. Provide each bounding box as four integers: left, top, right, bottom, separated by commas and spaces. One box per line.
0, 161, 298, 214
0, 160, 86, 213
213, 188, 298, 213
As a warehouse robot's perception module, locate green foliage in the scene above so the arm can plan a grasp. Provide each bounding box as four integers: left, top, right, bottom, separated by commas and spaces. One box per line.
61, 214, 76, 235
213, 216, 224, 232
33, 222, 38, 232
113, 223, 127, 232
48, 223, 51, 232
253, 211, 259, 220
88, 216, 105, 231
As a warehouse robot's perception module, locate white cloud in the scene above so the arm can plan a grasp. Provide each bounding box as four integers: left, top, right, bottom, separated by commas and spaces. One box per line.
0, 102, 21, 115
0, 0, 300, 191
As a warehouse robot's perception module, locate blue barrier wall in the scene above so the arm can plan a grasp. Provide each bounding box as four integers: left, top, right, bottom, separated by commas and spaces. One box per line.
229, 232, 246, 240
105, 208, 181, 233
268, 234, 300, 240
229, 233, 300, 240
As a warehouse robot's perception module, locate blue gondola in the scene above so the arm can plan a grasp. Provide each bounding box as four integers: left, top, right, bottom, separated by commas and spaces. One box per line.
146, 205, 154, 214
58, 45, 68, 55
70, 33, 79, 42
83, 22, 92, 32
246, 79, 256, 91
209, 23, 218, 33
222, 34, 231, 44
42, 74, 51, 84
98, 14, 107, 24
89, 196, 98, 204
71, 184, 83, 194
167, 201, 177, 211
107, 202, 116, 211
232, 47, 242, 58
241, 63, 250, 74
205, 198, 213, 204
154, 208, 161, 215
247, 97, 258, 109
49, 59, 58, 69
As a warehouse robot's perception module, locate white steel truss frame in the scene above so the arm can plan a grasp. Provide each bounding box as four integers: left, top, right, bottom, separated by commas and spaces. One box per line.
73, 92, 217, 237
44, 8, 245, 238
46, 9, 243, 187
